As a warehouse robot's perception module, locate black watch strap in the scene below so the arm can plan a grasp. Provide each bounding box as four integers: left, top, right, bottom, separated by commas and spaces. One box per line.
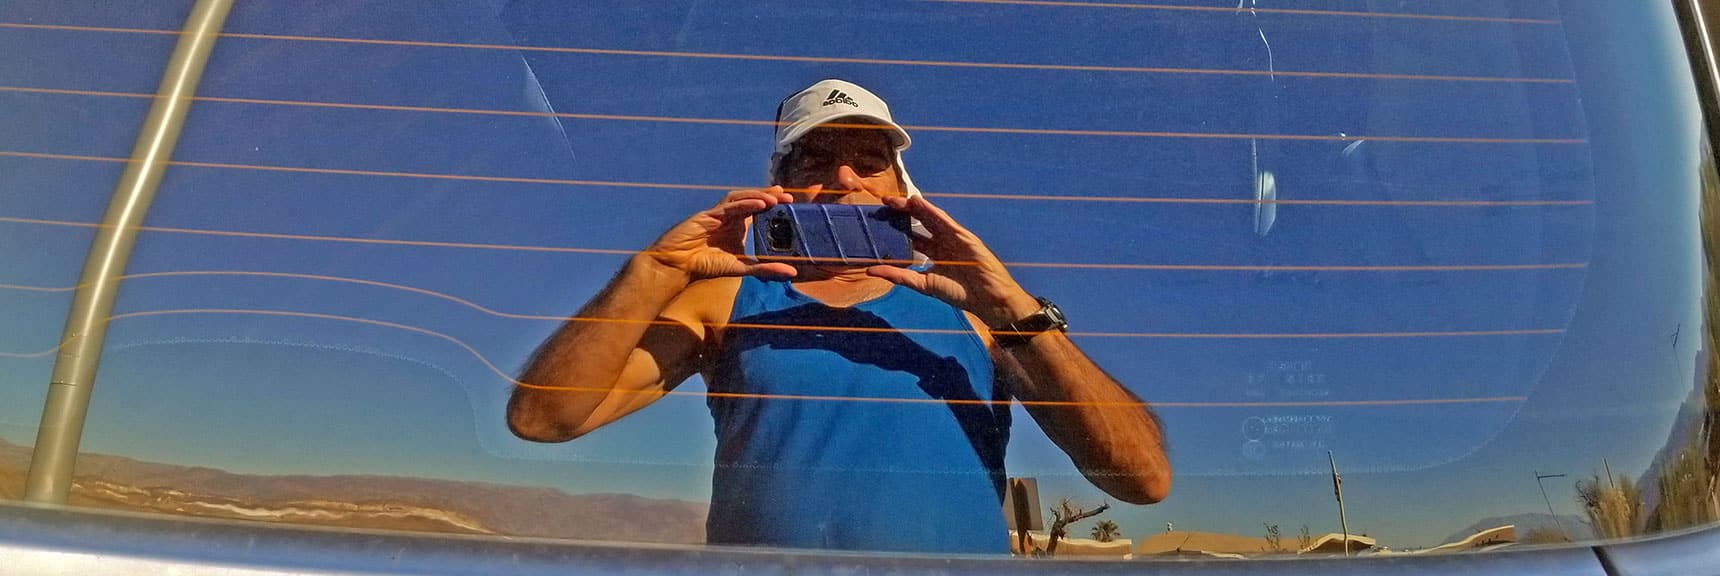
993, 296, 1068, 348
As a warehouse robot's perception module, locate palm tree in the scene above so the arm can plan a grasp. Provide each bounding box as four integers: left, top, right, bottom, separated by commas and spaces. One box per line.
1090, 520, 1122, 542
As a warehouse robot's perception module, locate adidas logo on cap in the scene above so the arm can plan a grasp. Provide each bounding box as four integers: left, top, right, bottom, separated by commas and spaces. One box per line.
821, 89, 860, 107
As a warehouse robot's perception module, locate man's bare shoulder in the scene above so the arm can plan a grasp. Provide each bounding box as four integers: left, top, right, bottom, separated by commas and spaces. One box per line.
660, 276, 744, 339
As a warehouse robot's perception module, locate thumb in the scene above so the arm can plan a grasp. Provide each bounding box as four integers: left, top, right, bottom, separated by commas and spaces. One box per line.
743, 262, 799, 279
866, 265, 930, 293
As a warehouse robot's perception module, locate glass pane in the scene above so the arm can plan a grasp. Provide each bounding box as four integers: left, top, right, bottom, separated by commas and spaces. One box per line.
1, 0, 1714, 560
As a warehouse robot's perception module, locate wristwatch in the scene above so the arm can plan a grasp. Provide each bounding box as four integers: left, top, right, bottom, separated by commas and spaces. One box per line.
992, 296, 1068, 348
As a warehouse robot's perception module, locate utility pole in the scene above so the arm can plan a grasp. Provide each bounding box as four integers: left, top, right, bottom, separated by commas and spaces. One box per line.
1329, 451, 1351, 557
23, 0, 235, 505
1535, 470, 1570, 541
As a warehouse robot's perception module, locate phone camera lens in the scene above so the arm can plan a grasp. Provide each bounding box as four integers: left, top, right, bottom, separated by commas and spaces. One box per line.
766, 217, 795, 252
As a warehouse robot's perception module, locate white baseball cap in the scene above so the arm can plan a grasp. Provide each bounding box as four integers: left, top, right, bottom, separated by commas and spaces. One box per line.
767, 79, 922, 197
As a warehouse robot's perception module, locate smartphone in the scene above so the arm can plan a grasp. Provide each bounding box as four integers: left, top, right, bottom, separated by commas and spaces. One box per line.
751, 204, 914, 266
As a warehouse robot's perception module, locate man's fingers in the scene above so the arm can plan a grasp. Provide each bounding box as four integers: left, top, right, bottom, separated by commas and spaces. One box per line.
743, 262, 799, 279
710, 198, 771, 220
866, 265, 930, 293
883, 195, 958, 235
721, 186, 792, 206
907, 195, 964, 232
726, 185, 784, 199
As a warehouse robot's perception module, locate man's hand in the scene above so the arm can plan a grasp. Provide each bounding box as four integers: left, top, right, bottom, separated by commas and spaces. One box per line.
866, 195, 1039, 327
646, 187, 799, 282
869, 194, 1171, 503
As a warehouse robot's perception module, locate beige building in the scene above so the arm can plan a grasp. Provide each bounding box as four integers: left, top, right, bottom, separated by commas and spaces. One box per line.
1009, 531, 1133, 557
1133, 530, 1376, 558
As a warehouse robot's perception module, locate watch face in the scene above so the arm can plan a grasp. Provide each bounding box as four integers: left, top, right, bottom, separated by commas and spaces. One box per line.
1040, 297, 1068, 327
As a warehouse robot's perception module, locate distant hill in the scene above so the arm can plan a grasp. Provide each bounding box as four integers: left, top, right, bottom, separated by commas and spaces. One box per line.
1446, 513, 1592, 544
0, 438, 707, 543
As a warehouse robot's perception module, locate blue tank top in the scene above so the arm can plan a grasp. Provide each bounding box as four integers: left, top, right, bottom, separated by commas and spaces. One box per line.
705, 276, 1011, 553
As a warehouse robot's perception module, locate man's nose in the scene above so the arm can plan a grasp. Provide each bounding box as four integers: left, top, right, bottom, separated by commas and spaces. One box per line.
828, 164, 864, 191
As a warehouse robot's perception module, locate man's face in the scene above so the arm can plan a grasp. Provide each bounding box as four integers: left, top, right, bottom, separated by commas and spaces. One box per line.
775, 123, 904, 204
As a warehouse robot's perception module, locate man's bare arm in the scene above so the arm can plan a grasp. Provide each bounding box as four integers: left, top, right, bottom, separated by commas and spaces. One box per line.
508, 188, 795, 442
508, 255, 697, 442
990, 322, 1170, 504
868, 194, 1169, 504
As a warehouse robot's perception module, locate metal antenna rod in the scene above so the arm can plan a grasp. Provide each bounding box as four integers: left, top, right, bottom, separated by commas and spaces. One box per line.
24, 0, 236, 505
1330, 451, 1351, 557
1535, 471, 1570, 541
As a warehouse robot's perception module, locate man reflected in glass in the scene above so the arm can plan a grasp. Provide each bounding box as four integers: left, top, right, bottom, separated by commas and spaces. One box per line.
508, 79, 1169, 554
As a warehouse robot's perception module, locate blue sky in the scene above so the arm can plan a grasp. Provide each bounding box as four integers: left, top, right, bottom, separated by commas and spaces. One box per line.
0, 0, 1707, 548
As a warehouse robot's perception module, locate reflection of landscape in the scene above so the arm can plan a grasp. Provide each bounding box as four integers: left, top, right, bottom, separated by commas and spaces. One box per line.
1, 394, 1716, 558
0, 432, 1589, 558
0, 438, 706, 543
1593, 144, 1720, 538
2, 154, 1716, 553
1005, 508, 1590, 558
0, 429, 1635, 559
0, 431, 1605, 557
1425, 147, 1720, 546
